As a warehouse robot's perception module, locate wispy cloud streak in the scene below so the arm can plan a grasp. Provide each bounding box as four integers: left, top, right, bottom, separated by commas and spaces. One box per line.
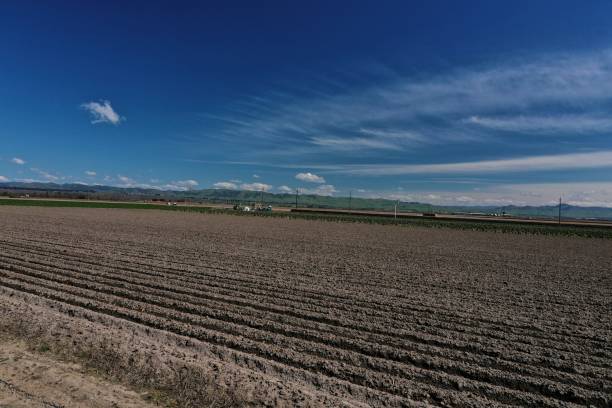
185, 149, 612, 175
465, 115, 612, 134
205, 49, 612, 159
330, 150, 612, 176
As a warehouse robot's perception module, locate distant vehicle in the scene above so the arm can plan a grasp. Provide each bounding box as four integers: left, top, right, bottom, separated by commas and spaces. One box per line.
232, 204, 269, 212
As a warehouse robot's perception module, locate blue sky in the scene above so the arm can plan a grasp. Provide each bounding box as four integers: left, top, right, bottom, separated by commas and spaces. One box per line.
2, 1, 612, 206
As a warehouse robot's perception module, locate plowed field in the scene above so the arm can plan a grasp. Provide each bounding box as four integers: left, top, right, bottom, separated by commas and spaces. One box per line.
0, 206, 610, 407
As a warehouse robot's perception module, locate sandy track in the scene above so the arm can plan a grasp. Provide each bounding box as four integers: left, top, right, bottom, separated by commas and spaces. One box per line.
0, 206, 610, 407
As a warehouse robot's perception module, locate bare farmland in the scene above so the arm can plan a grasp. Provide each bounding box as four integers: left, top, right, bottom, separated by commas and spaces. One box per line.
0, 206, 611, 407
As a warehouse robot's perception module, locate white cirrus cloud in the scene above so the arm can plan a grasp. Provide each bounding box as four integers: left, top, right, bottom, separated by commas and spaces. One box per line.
295, 172, 325, 183
330, 150, 612, 176
81, 100, 124, 125
311, 128, 425, 151
0, 176, 8, 182
277, 185, 293, 193
240, 182, 272, 192
203, 48, 612, 163
11, 157, 25, 165
213, 181, 238, 190
465, 115, 612, 134
359, 128, 424, 141
85, 170, 97, 176
310, 136, 402, 151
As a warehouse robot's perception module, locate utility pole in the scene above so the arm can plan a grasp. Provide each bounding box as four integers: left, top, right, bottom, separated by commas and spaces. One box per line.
295, 188, 299, 208
349, 190, 352, 211
558, 197, 562, 225
394, 200, 398, 220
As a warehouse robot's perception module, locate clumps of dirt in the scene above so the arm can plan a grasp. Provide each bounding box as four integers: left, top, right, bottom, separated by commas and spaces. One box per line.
1, 206, 611, 407
0, 301, 244, 408
0, 337, 152, 408
1, 289, 361, 407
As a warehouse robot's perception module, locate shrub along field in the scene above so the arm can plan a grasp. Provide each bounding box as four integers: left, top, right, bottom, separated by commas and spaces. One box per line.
0, 205, 610, 407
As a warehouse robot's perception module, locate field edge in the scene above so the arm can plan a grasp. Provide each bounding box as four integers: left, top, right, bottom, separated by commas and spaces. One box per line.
1, 198, 611, 238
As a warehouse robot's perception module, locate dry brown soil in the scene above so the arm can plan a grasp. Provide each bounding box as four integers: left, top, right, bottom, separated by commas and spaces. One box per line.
0, 337, 156, 408
0, 206, 610, 407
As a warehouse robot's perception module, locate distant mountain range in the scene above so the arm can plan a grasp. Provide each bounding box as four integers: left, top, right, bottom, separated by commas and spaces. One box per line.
2, 181, 612, 220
